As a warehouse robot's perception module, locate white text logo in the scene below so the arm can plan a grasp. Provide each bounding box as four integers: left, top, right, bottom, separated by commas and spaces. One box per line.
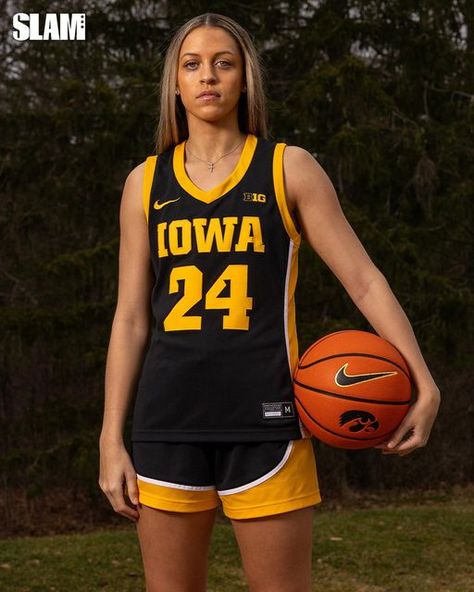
12, 13, 86, 41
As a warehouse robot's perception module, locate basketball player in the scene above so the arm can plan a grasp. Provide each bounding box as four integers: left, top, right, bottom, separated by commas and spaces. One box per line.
99, 13, 440, 592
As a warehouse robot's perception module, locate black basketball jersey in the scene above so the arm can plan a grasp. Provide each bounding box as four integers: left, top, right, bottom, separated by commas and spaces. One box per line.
131, 133, 309, 442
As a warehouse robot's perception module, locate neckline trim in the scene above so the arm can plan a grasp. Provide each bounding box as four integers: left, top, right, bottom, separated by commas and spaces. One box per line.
173, 134, 258, 204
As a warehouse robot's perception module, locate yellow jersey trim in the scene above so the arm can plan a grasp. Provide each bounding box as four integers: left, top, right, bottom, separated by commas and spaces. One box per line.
287, 241, 300, 376
273, 143, 301, 245
143, 156, 157, 223
173, 134, 258, 204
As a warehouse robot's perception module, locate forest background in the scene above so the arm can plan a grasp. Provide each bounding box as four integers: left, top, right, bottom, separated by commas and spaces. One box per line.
0, 0, 472, 537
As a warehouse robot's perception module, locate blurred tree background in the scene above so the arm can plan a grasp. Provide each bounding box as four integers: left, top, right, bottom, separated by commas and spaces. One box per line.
0, 0, 472, 535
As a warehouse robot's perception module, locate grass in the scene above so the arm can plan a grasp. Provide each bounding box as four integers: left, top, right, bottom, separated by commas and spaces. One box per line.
0, 487, 472, 592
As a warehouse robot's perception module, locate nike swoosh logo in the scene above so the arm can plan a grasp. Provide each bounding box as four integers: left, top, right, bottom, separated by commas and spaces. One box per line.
335, 363, 397, 387
153, 197, 181, 210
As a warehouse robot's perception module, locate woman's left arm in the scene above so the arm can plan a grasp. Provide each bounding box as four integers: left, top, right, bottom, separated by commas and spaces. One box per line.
284, 146, 441, 457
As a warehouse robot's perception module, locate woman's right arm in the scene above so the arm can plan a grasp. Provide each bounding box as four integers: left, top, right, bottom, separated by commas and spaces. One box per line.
99, 162, 153, 521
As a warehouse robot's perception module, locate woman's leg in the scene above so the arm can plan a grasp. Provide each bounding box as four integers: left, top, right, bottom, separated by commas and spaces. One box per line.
137, 505, 217, 592
217, 439, 320, 591
231, 506, 314, 592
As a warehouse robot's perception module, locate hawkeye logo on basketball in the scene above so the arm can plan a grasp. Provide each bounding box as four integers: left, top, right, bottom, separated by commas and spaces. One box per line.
243, 192, 267, 203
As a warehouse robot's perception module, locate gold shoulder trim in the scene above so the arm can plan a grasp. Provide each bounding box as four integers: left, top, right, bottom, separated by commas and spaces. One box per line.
142, 156, 157, 223
273, 143, 301, 245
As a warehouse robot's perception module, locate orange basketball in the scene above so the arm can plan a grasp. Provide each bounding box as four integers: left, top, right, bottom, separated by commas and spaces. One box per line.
294, 330, 413, 449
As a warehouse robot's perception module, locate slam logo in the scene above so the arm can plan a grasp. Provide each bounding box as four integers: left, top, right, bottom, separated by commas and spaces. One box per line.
12, 13, 86, 41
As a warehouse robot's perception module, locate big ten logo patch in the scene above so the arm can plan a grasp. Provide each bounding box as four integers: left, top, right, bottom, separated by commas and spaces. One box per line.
243, 192, 267, 203
12, 13, 86, 41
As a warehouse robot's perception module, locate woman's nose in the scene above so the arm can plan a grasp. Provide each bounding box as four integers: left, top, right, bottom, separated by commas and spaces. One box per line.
200, 63, 216, 84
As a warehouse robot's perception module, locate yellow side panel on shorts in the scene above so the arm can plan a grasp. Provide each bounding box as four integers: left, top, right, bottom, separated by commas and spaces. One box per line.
221, 438, 321, 519
137, 479, 219, 513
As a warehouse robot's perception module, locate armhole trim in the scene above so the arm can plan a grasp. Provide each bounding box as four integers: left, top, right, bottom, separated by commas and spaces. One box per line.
273, 143, 301, 245
143, 155, 158, 224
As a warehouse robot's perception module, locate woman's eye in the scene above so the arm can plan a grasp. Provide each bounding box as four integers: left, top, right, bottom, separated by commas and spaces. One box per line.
183, 60, 232, 70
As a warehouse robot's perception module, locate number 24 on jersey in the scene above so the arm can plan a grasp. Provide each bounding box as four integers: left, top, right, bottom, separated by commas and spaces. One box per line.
164, 264, 253, 331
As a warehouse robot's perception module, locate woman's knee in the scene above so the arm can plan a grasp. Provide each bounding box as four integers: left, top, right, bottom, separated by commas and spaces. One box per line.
232, 507, 314, 592
137, 505, 217, 591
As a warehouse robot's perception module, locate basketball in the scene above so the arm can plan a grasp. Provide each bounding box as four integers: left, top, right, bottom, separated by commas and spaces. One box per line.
294, 330, 413, 449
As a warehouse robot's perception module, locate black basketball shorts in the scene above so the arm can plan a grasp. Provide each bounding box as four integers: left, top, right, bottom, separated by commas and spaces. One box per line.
131, 438, 321, 519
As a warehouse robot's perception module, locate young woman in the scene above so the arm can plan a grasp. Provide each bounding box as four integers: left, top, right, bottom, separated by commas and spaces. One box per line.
99, 13, 441, 592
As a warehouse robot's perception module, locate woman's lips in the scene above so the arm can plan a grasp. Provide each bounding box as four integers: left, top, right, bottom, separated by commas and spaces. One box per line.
197, 92, 220, 100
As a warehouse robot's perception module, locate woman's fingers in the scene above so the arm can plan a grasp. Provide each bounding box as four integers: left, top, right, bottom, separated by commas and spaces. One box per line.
376, 424, 428, 456
99, 446, 140, 521
125, 470, 141, 507
103, 480, 140, 521
372, 392, 440, 457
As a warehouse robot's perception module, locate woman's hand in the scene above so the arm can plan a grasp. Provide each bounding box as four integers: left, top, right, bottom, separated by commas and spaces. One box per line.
99, 439, 140, 521
375, 388, 441, 456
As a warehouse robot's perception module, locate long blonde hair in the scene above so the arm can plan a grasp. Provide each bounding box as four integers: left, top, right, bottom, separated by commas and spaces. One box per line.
155, 13, 268, 154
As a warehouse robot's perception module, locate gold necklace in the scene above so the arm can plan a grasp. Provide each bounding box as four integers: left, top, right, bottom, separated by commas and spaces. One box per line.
185, 138, 245, 173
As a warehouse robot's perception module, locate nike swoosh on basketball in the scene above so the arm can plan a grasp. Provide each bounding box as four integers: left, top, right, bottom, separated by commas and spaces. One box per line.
153, 197, 181, 210
335, 363, 397, 387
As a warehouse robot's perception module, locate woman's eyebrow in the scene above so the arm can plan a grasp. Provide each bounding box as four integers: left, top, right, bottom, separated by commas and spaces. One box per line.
181, 50, 236, 58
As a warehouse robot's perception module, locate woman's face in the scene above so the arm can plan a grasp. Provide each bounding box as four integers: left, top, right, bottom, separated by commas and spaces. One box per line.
176, 26, 245, 125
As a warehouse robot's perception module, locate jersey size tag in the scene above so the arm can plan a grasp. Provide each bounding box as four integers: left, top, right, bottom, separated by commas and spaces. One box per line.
262, 402, 295, 419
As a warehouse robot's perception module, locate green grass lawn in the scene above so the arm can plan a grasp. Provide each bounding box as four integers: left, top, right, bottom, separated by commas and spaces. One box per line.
0, 488, 472, 592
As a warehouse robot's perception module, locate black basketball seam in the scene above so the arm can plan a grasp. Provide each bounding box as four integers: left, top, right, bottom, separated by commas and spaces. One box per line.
298, 330, 350, 365
298, 352, 411, 381
294, 395, 395, 442
293, 378, 413, 405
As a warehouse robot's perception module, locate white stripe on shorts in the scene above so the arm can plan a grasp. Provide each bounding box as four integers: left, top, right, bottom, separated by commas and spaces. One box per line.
217, 440, 293, 496
136, 474, 215, 491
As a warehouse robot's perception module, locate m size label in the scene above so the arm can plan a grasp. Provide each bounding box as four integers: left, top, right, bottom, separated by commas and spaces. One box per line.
12, 13, 86, 41
262, 402, 295, 419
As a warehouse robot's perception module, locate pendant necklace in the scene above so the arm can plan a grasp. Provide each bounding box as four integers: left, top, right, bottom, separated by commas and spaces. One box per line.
185, 138, 245, 173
